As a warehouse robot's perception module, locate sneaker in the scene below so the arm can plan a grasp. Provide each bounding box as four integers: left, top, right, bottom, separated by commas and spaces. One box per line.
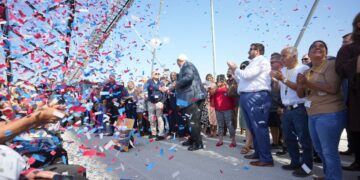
182, 140, 193, 146
188, 143, 203, 151
229, 143, 236, 148
216, 141, 224, 147
155, 136, 165, 141
282, 164, 301, 171
292, 168, 311, 177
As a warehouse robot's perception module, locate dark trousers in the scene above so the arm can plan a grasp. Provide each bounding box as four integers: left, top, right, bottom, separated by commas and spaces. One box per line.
107, 103, 120, 133
240, 91, 273, 163
180, 100, 204, 144
168, 108, 181, 134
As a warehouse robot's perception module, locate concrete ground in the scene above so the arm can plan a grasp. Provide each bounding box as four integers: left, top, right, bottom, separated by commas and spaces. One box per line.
62, 129, 360, 180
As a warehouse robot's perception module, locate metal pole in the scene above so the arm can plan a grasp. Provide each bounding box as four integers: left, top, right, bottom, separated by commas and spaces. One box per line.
294, 0, 320, 48
151, 0, 163, 75
210, 0, 217, 77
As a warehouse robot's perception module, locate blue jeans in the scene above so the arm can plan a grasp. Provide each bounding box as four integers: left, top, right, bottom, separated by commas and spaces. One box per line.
308, 110, 346, 180
240, 91, 273, 163
282, 106, 313, 169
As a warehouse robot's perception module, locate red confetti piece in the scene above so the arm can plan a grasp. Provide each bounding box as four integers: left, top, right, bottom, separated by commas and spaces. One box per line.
70, 106, 87, 112
77, 166, 86, 173
168, 155, 175, 160
27, 157, 36, 165
50, 150, 56, 156
96, 152, 106, 157
83, 150, 97, 156
33, 33, 42, 39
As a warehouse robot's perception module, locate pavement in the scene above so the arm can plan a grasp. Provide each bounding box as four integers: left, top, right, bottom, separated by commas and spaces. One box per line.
62, 129, 360, 180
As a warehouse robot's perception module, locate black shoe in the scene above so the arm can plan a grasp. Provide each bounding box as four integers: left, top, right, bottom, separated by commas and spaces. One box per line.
104, 133, 114, 136
342, 162, 360, 171
182, 140, 193, 146
276, 150, 287, 156
292, 168, 311, 177
155, 136, 165, 141
188, 143, 203, 151
282, 164, 301, 170
148, 134, 156, 139
313, 156, 322, 163
339, 149, 353, 156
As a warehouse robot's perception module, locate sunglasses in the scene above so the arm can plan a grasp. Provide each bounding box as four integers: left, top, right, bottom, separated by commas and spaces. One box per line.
154, 73, 160, 75
302, 58, 309, 61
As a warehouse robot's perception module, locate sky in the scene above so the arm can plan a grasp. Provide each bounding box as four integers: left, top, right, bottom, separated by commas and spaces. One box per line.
1, 0, 360, 84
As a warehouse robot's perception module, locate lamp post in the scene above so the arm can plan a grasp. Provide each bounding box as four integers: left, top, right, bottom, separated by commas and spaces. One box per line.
294, 0, 320, 48
210, 0, 217, 77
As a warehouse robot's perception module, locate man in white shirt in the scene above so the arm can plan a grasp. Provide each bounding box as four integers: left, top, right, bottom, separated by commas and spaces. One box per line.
228, 43, 273, 167
271, 46, 313, 177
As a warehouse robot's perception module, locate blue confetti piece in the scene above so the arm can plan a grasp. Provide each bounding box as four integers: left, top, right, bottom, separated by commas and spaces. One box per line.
242, 166, 250, 170
4, 130, 12, 136
62, 156, 67, 164
100, 91, 109, 96
160, 148, 164, 157
32, 154, 46, 162
90, 128, 98, 133
118, 107, 125, 115
106, 167, 113, 172
146, 162, 155, 171
176, 99, 189, 107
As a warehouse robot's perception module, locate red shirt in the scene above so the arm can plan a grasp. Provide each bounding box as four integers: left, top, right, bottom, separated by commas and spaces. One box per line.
214, 86, 234, 111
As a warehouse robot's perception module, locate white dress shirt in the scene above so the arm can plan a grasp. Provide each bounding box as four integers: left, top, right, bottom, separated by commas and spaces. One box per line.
280, 64, 309, 106
234, 55, 271, 93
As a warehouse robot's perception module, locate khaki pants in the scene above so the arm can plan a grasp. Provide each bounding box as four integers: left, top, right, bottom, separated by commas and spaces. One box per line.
147, 101, 165, 136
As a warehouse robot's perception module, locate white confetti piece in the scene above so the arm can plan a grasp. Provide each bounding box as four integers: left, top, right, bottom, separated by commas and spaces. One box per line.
172, 171, 180, 178
104, 140, 115, 150
53, 110, 65, 118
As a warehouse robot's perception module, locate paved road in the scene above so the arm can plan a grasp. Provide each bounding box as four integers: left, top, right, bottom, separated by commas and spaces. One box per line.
62, 129, 360, 180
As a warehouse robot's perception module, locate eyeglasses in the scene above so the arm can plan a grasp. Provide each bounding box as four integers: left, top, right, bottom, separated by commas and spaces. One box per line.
154, 73, 160, 75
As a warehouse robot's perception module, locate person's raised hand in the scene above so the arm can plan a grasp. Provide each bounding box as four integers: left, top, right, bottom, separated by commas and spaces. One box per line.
35, 105, 67, 125
227, 61, 237, 72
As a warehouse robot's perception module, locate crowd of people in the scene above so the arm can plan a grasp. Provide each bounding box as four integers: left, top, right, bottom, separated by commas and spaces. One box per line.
0, 12, 359, 180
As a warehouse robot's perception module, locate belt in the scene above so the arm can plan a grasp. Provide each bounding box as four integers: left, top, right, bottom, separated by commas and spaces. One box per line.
240, 90, 270, 94
284, 103, 304, 111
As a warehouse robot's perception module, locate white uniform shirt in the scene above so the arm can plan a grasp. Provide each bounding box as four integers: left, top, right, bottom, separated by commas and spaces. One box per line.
280, 64, 309, 106
234, 55, 271, 93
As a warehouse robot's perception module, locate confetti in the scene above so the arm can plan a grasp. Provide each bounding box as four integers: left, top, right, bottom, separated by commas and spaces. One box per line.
146, 162, 155, 171
172, 171, 180, 178
4, 130, 12, 137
